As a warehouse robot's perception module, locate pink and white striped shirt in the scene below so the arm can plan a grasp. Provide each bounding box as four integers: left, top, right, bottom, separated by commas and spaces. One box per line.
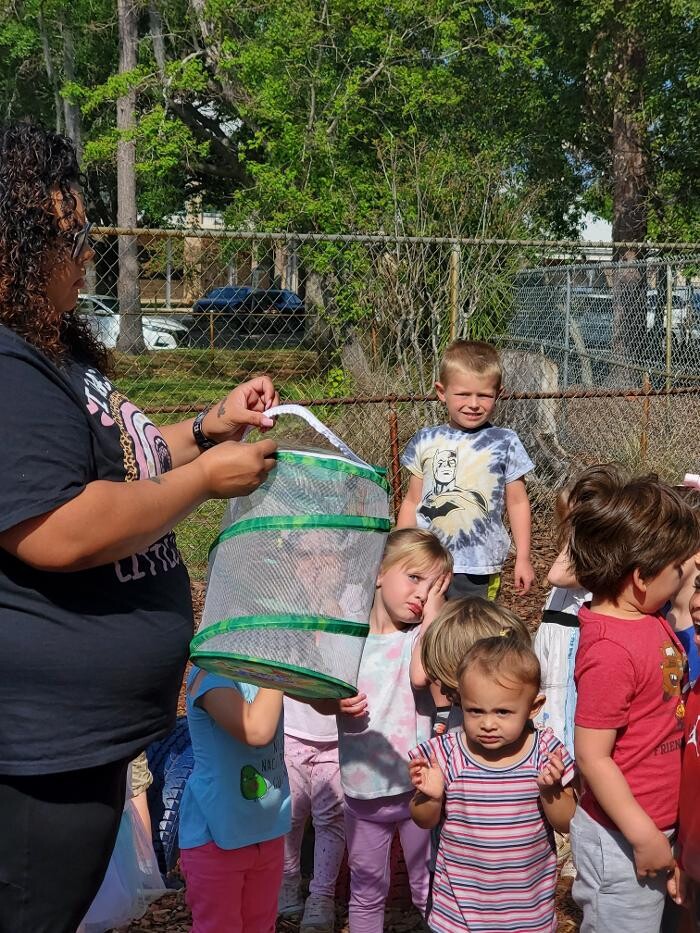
411, 727, 574, 933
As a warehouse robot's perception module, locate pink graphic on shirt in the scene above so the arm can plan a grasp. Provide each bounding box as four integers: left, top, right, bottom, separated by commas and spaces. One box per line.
82, 369, 171, 480
119, 401, 171, 478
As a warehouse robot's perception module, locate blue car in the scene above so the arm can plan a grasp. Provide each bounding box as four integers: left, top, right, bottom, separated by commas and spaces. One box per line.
188, 286, 305, 348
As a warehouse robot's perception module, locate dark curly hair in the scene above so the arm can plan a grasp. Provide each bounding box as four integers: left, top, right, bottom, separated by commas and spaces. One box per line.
0, 121, 112, 372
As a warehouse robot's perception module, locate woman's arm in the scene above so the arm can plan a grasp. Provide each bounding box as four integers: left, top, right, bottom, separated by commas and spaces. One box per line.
159, 377, 279, 468
0, 439, 276, 572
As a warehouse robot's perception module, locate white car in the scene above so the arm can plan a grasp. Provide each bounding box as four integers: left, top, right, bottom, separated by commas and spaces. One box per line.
77, 295, 189, 350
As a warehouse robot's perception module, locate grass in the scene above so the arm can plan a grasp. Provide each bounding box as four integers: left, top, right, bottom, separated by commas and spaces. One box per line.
114, 347, 326, 411
175, 499, 226, 581
117, 347, 351, 580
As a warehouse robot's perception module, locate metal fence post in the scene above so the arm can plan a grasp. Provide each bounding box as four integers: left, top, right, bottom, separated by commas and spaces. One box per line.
449, 242, 460, 340
165, 236, 172, 309
640, 371, 651, 469
388, 404, 402, 519
563, 269, 571, 390
665, 264, 673, 394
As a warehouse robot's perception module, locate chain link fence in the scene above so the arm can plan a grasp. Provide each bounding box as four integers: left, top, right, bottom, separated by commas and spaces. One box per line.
83, 227, 700, 578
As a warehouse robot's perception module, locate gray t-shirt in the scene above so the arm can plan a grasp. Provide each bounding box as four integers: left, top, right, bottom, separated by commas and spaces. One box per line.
401, 423, 534, 573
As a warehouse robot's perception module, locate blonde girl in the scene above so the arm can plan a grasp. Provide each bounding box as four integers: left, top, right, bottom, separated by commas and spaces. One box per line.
336, 528, 452, 933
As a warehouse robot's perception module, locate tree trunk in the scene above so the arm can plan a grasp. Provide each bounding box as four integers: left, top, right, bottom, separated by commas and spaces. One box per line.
149, 0, 167, 76
116, 0, 144, 354
38, 10, 63, 135
60, 15, 82, 162
610, 29, 648, 382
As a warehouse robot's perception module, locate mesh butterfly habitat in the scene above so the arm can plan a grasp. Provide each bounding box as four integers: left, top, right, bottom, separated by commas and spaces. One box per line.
190, 406, 391, 698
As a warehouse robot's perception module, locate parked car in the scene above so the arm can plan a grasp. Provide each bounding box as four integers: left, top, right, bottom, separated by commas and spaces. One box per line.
510, 276, 700, 385
188, 286, 305, 348
77, 295, 189, 350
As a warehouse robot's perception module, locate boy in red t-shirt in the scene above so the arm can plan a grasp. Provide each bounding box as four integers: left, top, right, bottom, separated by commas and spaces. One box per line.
676, 571, 700, 928
565, 469, 700, 933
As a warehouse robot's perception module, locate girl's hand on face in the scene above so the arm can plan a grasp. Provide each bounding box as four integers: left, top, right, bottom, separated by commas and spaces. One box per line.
422, 572, 452, 625
339, 693, 368, 718
536, 748, 566, 791
203, 377, 280, 443
408, 754, 444, 800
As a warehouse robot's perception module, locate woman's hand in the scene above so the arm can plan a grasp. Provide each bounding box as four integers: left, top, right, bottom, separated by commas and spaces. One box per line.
196, 438, 278, 498
408, 753, 444, 800
203, 377, 280, 443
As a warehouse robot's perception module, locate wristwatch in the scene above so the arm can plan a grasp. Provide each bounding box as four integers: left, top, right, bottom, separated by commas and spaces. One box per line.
192, 406, 217, 451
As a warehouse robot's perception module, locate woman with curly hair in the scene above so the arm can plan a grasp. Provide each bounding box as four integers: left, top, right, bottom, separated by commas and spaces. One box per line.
0, 121, 279, 931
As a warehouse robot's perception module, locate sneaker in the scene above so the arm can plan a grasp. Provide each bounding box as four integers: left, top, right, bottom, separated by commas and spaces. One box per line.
300, 893, 335, 932
278, 876, 304, 917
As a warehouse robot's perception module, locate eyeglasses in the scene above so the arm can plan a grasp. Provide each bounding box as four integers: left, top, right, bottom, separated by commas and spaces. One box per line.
70, 221, 93, 260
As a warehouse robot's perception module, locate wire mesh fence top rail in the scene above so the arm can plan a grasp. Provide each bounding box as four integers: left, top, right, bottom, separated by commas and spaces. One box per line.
93, 226, 700, 251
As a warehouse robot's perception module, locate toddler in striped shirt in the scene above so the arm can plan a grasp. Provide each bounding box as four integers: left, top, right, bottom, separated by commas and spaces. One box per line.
409, 634, 576, 932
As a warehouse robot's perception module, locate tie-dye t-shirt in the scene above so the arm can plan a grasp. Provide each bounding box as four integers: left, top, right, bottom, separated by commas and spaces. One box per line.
401, 423, 533, 574
337, 626, 433, 799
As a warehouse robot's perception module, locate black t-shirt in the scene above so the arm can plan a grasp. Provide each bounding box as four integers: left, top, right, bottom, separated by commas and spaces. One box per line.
0, 324, 193, 775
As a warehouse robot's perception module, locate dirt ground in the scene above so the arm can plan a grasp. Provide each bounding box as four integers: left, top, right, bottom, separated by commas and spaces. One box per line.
128, 522, 584, 931
126, 875, 582, 932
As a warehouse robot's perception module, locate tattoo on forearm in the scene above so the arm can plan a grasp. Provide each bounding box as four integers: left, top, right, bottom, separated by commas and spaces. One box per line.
217, 400, 226, 418
148, 476, 163, 485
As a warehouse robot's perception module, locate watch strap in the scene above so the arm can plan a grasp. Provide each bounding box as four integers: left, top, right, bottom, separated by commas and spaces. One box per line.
193, 406, 217, 450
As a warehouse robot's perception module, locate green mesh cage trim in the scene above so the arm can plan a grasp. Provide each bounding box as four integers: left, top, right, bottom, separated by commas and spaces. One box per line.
275, 450, 390, 492
190, 614, 369, 652
210, 514, 391, 555
191, 652, 358, 699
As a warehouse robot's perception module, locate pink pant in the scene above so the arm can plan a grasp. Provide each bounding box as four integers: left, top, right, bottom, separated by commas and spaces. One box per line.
344, 791, 430, 933
180, 836, 284, 933
283, 734, 345, 897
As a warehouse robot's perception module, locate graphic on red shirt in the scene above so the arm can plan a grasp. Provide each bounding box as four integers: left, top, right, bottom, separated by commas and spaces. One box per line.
661, 641, 685, 699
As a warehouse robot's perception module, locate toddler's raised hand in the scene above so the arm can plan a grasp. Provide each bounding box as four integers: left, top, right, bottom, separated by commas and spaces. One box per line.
536, 748, 566, 791
408, 753, 444, 800
339, 693, 368, 719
